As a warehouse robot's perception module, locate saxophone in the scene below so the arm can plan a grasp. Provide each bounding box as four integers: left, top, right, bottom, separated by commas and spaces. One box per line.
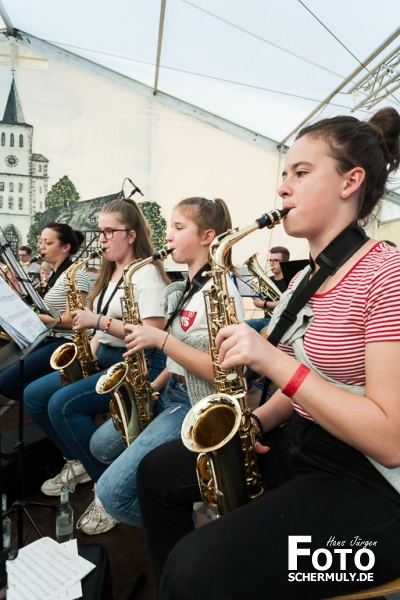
50, 250, 102, 385
244, 253, 282, 317
181, 208, 289, 516
95, 247, 172, 447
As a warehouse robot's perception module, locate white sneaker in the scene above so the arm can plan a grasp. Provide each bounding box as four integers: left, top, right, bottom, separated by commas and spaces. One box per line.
41, 460, 91, 496
76, 498, 117, 535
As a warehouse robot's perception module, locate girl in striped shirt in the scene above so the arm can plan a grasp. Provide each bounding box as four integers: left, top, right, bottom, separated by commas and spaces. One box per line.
136, 107, 400, 600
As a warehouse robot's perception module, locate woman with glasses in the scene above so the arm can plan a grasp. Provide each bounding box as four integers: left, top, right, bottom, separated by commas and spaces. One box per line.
24, 199, 169, 533
0, 223, 90, 400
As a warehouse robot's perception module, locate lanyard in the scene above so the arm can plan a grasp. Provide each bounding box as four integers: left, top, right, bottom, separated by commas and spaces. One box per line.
164, 263, 211, 332
46, 257, 73, 290
96, 276, 123, 316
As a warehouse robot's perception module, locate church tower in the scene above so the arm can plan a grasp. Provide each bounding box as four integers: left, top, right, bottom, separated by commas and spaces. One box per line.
0, 73, 48, 253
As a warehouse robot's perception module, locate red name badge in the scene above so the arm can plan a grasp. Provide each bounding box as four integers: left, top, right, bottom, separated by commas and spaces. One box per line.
181, 310, 197, 332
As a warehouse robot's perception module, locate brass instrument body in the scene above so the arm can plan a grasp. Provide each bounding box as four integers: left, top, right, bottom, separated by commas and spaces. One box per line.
95, 247, 172, 447
96, 361, 154, 446
244, 253, 282, 317
50, 250, 102, 385
181, 208, 289, 516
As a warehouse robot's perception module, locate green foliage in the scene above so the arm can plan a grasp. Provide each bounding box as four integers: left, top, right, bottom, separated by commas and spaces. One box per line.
45, 175, 80, 209
27, 206, 60, 249
139, 201, 167, 251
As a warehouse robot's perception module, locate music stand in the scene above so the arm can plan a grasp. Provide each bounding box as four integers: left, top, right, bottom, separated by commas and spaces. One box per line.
0, 322, 58, 548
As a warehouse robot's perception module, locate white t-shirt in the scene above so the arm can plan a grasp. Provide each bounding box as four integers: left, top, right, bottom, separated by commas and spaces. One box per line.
167, 275, 244, 376
95, 262, 166, 348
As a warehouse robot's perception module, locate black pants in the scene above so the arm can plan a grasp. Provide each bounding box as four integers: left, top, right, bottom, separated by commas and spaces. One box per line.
137, 415, 400, 600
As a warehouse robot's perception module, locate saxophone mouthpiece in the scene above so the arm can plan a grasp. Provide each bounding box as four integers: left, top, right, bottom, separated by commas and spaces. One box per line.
256, 208, 290, 230
153, 247, 173, 260
89, 249, 103, 259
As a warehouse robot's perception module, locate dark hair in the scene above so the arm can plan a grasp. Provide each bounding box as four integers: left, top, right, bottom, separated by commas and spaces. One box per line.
43, 222, 85, 255
175, 197, 236, 272
297, 107, 400, 223
89, 198, 169, 308
270, 246, 290, 262
19, 245, 32, 255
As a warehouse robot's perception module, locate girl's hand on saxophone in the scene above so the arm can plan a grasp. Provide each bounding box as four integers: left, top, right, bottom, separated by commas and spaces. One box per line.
71, 307, 97, 330
216, 322, 275, 377
123, 322, 165, 356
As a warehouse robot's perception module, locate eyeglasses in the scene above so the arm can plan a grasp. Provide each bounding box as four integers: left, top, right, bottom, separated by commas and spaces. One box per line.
94, 228, 130, 240
268, 259, 280, 263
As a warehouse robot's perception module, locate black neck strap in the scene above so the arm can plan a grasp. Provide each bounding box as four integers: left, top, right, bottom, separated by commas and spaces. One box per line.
259, 223, 369, 405
267, 222, 368, 348
165, 263, 211, 331
47, 257, 73, 290
96, 276, 124, 316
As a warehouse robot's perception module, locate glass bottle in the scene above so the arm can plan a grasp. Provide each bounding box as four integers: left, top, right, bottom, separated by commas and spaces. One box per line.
2, 494, 11, 551
55, 485, 74, 543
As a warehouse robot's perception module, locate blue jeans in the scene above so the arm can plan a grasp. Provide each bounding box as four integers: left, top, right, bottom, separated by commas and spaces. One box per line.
0, 336, 70, 400
24, 344, 166, 482
96, 377, 191, 527
244, 317, 270, 333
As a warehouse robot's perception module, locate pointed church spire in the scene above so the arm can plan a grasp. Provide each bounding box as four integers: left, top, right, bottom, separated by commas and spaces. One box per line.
1, 73, 26, 124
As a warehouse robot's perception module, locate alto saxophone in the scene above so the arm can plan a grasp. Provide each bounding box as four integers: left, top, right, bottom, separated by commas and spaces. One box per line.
244, 253, 282, 317
181, 208, 289, 516
95, 247, 172, 447
50, 250, 102, 385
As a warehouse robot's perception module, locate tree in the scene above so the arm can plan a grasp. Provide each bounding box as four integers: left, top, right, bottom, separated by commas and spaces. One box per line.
139, 201, 167, 251
45, 175, 80, 209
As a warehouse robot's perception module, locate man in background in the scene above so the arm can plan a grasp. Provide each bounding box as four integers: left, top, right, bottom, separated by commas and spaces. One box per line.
245, 245, 290, 334
18, 245, 41, 283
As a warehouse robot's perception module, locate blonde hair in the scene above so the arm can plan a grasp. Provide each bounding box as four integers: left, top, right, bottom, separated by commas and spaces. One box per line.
175, 197, 236, 273
89, 198, 169, 309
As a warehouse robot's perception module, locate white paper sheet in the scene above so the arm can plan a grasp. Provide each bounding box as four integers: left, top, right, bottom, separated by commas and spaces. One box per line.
0, 277, 46, 349
6, 537, 95, 600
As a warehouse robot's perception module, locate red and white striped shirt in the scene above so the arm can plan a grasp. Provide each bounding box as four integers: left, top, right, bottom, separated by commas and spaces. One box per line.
281, 242, 400, 419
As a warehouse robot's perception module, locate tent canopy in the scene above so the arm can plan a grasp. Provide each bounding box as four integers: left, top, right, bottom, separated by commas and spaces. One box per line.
1, 0, 400, 190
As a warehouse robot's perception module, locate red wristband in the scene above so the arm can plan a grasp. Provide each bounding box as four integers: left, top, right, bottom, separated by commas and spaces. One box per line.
282, 364, 310, 398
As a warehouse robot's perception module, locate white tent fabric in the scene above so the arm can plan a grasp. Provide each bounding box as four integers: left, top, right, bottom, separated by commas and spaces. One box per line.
1, 0, 400, 152
0, 0, 399, 255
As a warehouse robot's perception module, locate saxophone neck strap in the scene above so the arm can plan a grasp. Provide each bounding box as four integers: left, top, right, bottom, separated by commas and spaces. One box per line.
96, 275, 124, 317
46, 257, 73, 290
164, 263, 211, 332
267, 222, 368, 348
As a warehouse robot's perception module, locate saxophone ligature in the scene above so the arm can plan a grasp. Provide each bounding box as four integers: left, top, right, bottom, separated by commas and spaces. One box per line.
50, 249, 103, 385
181, 207, 289, 516
95, 247, 172, 447
244, 253, 282, 317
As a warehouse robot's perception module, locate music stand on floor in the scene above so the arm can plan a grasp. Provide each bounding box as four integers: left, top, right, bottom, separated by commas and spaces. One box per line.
0, 323, 58, 548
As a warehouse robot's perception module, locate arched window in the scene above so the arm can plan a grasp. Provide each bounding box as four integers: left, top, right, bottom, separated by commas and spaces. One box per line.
10, 133, 14, 147
1, 133, 5, 146
19, 134, 23, 147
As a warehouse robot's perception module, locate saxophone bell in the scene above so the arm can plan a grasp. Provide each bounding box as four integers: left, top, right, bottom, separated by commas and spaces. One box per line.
50, 249, 103, 386
182, 394, 248, 515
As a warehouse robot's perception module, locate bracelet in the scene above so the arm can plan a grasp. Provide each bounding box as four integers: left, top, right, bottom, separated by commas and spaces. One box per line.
281, 364, 310, 398
264, 300, 268, 309
103, 316, 113, 333
57, 315, 62, 328
95, 313, 103, 331
161, 332, 170, 352
250, 412, 264, 440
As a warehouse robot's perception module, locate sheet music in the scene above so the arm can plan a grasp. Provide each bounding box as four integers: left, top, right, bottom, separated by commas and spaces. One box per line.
0, 227, 48, 313
0, 277, 46, 348
6, 537, 95, 600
